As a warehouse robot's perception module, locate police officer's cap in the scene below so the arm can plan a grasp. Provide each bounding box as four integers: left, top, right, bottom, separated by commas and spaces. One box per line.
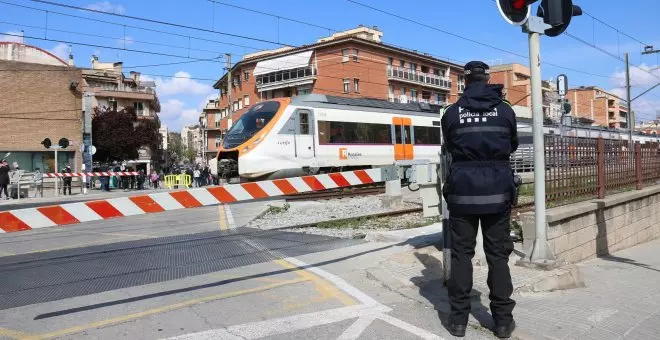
464, 61, 490, 76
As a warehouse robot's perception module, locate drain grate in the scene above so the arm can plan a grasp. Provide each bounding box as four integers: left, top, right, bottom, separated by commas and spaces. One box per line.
0, 228, 360, 310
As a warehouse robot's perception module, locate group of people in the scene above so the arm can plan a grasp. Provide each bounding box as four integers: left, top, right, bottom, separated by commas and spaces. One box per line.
191, 165, 213, 187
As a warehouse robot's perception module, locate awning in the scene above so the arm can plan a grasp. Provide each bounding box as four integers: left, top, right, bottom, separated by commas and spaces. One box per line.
253, 50, 314, 76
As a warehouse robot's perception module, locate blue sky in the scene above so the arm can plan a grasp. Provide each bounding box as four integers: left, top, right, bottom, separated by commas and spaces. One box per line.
1, 0, 659, 131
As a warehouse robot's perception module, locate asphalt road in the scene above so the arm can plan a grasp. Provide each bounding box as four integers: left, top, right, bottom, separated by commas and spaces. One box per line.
0, 200, 499, 340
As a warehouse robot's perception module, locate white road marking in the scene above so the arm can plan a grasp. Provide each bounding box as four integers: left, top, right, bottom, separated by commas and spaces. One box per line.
284, 257, 383, 307
378, 313, 445, 340
337, 316, 377, 340
224, 205, 236, 229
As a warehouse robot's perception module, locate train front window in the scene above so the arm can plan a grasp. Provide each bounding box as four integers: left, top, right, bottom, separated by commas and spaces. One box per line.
223, 101, 280, 149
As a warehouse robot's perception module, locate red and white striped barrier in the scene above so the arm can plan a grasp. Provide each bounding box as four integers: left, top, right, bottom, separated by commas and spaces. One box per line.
0, 169, 384, 233
44, 172, 140, 178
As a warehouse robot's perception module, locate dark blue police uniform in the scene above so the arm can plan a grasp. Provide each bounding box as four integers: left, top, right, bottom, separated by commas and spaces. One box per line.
441, 61, 518, 337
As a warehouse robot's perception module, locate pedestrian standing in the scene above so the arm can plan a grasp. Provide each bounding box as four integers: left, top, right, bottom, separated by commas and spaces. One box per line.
150, 170, 159, 189
33, 168, 43, 198
138, 170, 145, 190
61, 164, 73, 195
441, 61, 519, 338
193, 168, 201, 187
0, 159, 10, 199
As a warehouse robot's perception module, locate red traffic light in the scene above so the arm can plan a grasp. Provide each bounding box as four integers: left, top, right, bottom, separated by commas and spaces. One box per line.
512, 0, 526, 9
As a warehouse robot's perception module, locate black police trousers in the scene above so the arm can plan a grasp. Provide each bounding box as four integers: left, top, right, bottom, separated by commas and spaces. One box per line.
447, 211, 515, 326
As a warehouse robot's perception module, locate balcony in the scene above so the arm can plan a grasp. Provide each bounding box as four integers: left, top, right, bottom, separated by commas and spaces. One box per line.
256, 66, 317, 92
387, 66, 451, 91
388, 95, 446, 106
92, 84, 156, 101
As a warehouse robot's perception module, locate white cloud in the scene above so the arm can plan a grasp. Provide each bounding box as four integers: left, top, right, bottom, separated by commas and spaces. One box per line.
160, 99, 201, 132
116, 36, 134, 47
612, 64, 660, 88
151, 71, 215, 96
48, 43, 69, 62
0, 31, 24, 43
86, 1, 125, 14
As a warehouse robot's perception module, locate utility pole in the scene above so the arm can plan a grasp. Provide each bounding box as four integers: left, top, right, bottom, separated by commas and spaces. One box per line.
226, 53, 232, 119
625, 53, 633, 141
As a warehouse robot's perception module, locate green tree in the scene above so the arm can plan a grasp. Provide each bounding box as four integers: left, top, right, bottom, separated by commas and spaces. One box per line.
92, 107, 162, 163
167, 132, 184, 164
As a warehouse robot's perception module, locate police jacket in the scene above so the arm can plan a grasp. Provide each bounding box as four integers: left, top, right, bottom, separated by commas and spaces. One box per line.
441, 83, 519, 215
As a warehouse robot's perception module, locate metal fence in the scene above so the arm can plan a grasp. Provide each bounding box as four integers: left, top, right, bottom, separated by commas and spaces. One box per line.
544, 135, 660, 206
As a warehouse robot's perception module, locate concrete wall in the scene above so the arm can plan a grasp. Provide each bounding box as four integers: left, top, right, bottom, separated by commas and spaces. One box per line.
521, 185, 660, 264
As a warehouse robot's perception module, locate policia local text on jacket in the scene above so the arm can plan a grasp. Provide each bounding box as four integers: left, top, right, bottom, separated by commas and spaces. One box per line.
440, 61, 518, 338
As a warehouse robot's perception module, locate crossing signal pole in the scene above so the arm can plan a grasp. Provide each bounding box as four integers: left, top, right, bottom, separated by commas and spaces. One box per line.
41, 137, 70, 196
497, 0, 582, 266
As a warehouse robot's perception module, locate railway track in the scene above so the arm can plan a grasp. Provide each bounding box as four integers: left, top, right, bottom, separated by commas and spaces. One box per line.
285, 184, 386, 201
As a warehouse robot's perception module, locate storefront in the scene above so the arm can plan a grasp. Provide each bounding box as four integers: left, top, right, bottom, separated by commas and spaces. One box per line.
0, 151, 76, 173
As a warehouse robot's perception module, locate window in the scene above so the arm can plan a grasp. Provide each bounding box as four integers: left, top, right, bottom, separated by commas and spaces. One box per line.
215, 113, 220, 128
343, 78, 350, 93
410, 63, 417, 72
457, 75, 465, 92
233, 101, 239, 111
244, 71, 249, 81
354, 78, 360, 93
433, 68, 440, 76
133, 102, 145, 115
244, 95, 250, 107
215, 135, 222, 148
413, 126, 441, 145
342, 49, 349, 62
352, 48, 359, 62
399, 59, 405, 67
411, 89, 417, 99
388, 57, 393, 65
388, 85, 394, 97
238, 99, 243, 110
318, 121, 391, 144
394, 125, 402, 144
299, 111, 310, 134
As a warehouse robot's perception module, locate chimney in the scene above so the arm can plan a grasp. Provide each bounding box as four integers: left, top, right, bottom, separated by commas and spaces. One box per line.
68, 45, 74, 66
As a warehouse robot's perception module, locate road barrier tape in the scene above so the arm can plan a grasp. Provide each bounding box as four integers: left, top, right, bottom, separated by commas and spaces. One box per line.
43, 172, 140, 178
0, 169, 384, 233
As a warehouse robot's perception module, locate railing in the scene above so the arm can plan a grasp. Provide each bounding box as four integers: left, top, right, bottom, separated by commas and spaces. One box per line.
388, 95, 445, 105
386, 66, 451, 90
543, 135, 660, 206
92, 84, 155, 94
256, 66, 317, 89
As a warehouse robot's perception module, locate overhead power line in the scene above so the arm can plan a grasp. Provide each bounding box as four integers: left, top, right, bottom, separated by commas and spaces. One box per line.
29, 0, 292, 47
347, 0, 610, 79
0, 0, 264, 51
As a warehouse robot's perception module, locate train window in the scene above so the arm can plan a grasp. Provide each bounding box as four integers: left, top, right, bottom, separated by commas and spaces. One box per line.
404, 125, 411, 144
299, 111, 310, 135
413, 126, 441, 145
395, 125, 402, 144
318, 120, 391, 144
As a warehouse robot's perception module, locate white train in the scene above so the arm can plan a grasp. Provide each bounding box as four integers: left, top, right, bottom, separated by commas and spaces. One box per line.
216, 94, 660, 181
216, 95, 443, 181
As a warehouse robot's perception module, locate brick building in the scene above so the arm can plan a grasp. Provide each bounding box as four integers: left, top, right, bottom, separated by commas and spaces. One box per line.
567, 86, 629, 128
0, 42, 83, 172
490, 63, 561, 121
201, 26, 464, 161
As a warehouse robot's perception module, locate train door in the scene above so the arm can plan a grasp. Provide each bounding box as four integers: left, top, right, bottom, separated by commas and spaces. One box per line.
392, 117, 414, 160
295, 109, 315, 160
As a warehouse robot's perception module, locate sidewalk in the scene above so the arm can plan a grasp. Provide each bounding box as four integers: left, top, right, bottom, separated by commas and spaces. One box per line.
366, 237, 660, 339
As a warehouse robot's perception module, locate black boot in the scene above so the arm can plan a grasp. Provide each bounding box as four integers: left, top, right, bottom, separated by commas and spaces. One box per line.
448, 324, 466, 337
494, 320, 516, 338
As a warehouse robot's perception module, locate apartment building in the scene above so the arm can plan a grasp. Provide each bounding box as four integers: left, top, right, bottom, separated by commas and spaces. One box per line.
82, 55, 160, 118
567, 86, 629, 128
210, 26, 464, 133
181, 124, 203, 163
199, 99, 223, 163
0, 42, 83, 172
637, 120, 659, 135
490, 63, 561, 121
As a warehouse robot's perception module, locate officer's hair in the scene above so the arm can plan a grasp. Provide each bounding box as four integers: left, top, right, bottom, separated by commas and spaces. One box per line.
466, 73, 490, 84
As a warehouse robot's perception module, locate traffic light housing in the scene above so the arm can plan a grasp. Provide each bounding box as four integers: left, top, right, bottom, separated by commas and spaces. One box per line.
537, 0, 582, 37
497, 0, 538, 26
41, 138, 52, 149
58, 138, 70, 149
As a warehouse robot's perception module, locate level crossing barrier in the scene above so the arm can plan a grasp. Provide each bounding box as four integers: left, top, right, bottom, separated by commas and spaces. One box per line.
43, 172, 139, 178
0, 168, 397, 233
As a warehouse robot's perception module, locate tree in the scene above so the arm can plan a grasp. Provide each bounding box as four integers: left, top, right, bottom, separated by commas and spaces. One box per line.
183, 147, 197, 164
167, 132, 184, 164
92, 107, 162, 163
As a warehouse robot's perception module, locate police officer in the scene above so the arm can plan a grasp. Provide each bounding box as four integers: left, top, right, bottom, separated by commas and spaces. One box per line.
61, 164, 73, 195
441, 61, 518, 338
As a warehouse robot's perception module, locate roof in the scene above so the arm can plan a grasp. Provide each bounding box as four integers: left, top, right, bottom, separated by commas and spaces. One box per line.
290, 94, 444, 116
213, 35, 464, 88
0, 42, 69, 66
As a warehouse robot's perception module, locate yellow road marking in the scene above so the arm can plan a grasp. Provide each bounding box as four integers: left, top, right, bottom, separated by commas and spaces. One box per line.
0, 327, 33, 339
19, 277, 308, 340
218, 205, 228, 231
274, 259, 356, 306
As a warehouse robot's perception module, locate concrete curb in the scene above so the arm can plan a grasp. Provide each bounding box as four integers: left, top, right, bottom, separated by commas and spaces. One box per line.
364, 223, 443, 247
